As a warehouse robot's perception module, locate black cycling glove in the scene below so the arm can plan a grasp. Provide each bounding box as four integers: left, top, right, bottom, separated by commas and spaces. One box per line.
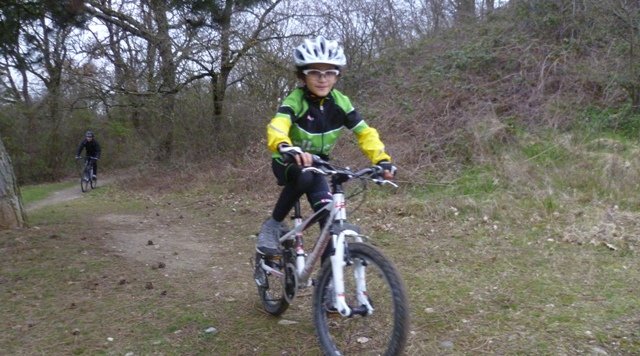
377, 161, 397, 177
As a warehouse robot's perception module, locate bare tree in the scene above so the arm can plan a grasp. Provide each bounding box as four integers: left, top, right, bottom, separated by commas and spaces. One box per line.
482, 0, 495, 17
83, 0, 302, 154
431, 0, 450, 32
149, 0, 177, 158
0, 135, 25, 229
179, 0, 294, 128
84, 0, 183, 159
0, 4, 79, 178
452, 0, 476, 24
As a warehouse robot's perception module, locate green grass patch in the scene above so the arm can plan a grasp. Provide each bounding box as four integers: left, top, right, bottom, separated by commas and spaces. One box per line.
454, 166, 500, 196
521, 141, 569, 166
20, 180, 77, 205
419, 164, 500, 200
578, 104, 640, 139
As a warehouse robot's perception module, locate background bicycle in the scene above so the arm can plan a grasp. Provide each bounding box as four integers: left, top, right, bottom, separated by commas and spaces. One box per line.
77, 156, 97, 192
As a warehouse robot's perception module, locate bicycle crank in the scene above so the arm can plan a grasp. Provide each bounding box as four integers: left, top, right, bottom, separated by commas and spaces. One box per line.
283, 263, 298, 303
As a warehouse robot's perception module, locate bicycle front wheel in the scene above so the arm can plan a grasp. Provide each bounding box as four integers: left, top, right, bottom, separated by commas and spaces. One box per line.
313, 242, 409, 356
80, 170, 90, 192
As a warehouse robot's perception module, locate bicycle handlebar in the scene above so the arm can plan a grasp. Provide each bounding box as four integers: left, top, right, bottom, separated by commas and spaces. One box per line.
303, 155, 398, 188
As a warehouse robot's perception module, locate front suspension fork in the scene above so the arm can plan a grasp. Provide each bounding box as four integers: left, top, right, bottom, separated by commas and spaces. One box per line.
328, 230, 373, 317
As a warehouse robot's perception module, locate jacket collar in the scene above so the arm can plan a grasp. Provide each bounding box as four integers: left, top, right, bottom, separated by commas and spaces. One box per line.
302, 86, 333, 103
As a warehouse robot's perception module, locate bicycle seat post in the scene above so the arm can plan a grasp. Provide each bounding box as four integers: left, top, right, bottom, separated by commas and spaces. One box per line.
292, 200, 302, 221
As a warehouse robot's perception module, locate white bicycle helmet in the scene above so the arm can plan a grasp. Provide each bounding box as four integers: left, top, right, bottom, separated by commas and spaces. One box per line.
293, 36, 347, 67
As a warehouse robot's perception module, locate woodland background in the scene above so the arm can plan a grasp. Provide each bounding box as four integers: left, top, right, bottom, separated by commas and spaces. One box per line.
1, 0, 639, 185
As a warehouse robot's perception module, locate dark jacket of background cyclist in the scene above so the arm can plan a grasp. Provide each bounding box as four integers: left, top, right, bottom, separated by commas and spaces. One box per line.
76, 138, 101, 159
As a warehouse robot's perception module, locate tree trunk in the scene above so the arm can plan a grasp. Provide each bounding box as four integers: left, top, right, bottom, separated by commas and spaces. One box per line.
486, 0, 494, 12
484, 0, 495, 17
212, 0, 235, 129
149, 0, 176, 161
454, 0, 476, 24
0, 136, 26, 229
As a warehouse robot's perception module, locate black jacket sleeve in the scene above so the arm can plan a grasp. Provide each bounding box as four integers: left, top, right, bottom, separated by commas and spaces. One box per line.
76, 140, 86, 156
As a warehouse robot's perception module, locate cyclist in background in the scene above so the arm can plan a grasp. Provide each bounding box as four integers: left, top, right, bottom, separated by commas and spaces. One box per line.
256, 36, 397, 257
75, 130, 101, 179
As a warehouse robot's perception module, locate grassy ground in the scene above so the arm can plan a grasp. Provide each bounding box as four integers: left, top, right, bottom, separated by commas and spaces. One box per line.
20, 180, 77, 206
2, 134, 640, 355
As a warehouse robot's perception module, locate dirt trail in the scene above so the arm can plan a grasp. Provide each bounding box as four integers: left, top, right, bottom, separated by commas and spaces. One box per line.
24, 175, 230, 276
98, 212, 219, 274
25, 177, 115, 212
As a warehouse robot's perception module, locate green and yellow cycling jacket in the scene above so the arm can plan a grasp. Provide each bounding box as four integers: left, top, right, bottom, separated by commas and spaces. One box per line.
267, 87, 391, 164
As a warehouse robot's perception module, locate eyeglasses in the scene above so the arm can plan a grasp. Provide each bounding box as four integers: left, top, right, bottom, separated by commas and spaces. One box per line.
302, 69, 340, 80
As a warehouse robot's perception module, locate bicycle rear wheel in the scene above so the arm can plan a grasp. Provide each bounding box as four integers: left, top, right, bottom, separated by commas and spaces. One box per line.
254, 253, 289, 316
90, 174, 97, 189
313, 242, 409, 356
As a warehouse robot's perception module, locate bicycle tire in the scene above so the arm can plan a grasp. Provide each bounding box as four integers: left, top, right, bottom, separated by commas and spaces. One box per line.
80, 168, 90, 192
90, 174, 97, 189
313, 242, 409, 356
254, 253, 290, 316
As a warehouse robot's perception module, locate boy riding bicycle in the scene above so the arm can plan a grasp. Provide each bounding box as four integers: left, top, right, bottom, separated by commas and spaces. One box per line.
256, 36, 397, 257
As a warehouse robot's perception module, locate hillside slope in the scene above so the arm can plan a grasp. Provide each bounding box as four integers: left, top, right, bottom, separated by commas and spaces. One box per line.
350, 2, 638, 179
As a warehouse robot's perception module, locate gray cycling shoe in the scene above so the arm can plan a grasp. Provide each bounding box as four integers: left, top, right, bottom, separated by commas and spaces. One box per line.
256, 218, 283, 256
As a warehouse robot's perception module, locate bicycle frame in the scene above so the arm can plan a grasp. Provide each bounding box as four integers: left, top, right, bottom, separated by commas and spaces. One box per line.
259, 169, 372, 317
84, 159, 93, 176
81, 157, 96, 177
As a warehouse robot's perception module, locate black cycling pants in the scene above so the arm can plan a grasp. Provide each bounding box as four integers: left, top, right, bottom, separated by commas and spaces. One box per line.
271, 158, 335, 263
86, 158, 98, 175
271, 158, 332, 222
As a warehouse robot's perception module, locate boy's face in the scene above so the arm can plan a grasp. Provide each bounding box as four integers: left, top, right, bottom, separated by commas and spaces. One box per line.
303, 63, 339, 97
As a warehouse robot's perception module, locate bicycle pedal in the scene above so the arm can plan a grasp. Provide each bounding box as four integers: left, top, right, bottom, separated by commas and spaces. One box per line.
264, 254, 282, 262
325, 306, 340, 317
262, 255, 283, 268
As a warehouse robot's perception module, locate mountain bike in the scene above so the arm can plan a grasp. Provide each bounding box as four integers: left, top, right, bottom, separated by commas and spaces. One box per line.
253, 157, 409, 355
77, 156, 97, 192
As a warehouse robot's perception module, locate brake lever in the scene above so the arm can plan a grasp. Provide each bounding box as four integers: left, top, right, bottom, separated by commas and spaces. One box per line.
372, 179, 398, 188
301, 166, 328, 175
